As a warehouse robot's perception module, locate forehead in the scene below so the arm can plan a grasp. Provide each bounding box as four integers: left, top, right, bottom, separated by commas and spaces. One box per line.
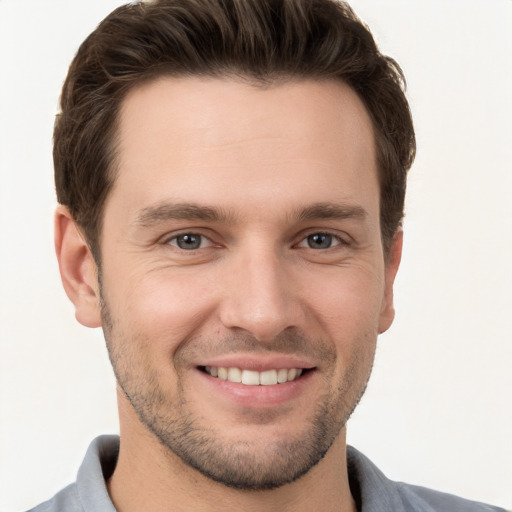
108, 77, 378, 222
117, 77, 375, 162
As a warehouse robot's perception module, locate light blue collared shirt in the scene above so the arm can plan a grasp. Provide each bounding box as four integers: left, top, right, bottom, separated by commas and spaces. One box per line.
27, 435, 507, 512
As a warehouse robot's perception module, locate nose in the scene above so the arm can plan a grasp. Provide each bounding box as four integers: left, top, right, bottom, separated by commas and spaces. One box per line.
218, 245, 303, 343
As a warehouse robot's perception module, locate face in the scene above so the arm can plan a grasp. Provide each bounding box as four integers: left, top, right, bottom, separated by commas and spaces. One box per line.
91, 78, 399, 489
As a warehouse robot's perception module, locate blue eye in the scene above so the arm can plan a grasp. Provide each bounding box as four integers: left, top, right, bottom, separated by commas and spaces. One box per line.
299, 233, 341, 250
169, 233, 207, 250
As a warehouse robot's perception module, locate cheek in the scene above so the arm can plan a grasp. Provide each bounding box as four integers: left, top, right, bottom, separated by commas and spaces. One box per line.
306, 266, 385, 335
303, 267, 382, 381
108, 268, 220, 350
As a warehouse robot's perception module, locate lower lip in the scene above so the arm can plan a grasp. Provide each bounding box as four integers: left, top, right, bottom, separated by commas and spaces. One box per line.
196, 368, 314, 408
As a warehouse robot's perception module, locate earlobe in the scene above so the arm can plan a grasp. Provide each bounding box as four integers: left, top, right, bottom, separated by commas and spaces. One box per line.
378, 229, 403, 334
54, 206, 102, 328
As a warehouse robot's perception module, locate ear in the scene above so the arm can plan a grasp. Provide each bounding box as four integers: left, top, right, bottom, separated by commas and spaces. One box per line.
54, 205, 102, 328
378, 229, 403, 334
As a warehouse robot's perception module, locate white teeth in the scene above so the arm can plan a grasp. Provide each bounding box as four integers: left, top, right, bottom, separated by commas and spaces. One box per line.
204, 366, 306, 385
277, 368, 288, 383
287, 368, 297, 381
260, 369, 278, 385
227, 367, 242, 383
241, 370, 260, 386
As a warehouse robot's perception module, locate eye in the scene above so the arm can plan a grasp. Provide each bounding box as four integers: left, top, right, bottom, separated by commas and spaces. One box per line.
298, 232, 342, 250
167, 233, 212, 250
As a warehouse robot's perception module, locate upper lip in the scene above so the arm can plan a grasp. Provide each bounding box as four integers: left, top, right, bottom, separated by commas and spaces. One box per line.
196, 354, 317, 372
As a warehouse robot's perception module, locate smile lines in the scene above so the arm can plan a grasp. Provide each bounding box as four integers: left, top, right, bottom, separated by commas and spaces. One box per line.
203, 366, 305, 385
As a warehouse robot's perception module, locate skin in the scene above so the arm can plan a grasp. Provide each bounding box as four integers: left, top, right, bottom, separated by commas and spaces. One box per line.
56, 77, 402, 512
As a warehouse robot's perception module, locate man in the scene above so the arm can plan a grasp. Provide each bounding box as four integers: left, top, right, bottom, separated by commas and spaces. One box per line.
27, 0, 506, 511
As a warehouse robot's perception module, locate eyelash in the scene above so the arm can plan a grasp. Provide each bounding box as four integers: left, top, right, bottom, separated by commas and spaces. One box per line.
296, 232, 346, 250
165, 230, 349, 252
166, 232, 214, 251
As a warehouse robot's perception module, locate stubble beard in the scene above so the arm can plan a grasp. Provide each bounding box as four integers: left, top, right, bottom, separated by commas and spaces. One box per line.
100, 296, 375, 491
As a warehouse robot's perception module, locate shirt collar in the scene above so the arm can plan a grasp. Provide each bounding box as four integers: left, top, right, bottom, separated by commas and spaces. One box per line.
77, 436, 410, 512
347, 445, 408, 511
76, 435, 119, 512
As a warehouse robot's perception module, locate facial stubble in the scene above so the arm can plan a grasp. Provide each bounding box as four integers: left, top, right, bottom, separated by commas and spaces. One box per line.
100, 293, 375, 491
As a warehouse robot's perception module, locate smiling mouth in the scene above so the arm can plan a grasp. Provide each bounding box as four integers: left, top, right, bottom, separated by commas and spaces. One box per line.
200, 366, 311, 385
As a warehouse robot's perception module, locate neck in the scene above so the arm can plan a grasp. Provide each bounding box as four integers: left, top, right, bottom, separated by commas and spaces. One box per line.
108, 394, 356, 512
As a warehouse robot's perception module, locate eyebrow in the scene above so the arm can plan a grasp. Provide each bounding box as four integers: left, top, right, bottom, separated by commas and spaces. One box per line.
295, 202, 368, 222
134, 202, 233, 227
133, 201, 367, 228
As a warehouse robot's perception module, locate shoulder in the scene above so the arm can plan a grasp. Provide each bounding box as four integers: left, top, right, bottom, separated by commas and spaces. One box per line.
25, 435, 119, 512
347, 446, 507, 512
395, 482, 508, 512
25, 483, 82, 512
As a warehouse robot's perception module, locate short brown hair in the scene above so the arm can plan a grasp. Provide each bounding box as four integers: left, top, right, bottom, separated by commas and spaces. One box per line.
54, 0, 415, 259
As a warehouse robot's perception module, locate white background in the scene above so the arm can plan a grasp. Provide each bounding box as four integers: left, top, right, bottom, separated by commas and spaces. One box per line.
1, 1, 511, 510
